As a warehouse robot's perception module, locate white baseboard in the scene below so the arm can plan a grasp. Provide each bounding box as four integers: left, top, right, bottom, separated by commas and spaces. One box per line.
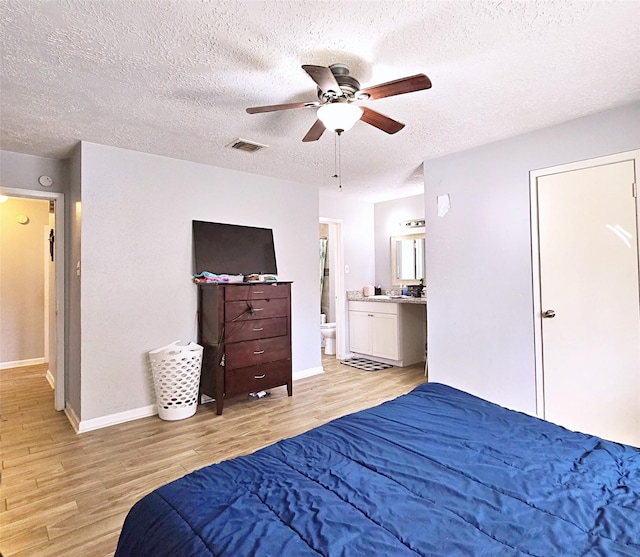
293, 366, 324, 380
65, 404, 158, 434
45, 369, 55, 389
0, 357, 46, 370
64, 367, 322, 433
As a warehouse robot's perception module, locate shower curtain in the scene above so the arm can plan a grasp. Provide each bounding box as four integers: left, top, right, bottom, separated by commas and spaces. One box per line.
319, 238, 328, 300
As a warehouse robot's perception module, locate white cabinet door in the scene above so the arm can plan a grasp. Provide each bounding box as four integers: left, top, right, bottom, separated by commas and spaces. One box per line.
371, 313, 399, 360
349, 311, 371, 354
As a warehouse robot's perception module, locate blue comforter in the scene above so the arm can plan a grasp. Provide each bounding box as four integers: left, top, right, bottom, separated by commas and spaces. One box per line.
115, 383, 640, 556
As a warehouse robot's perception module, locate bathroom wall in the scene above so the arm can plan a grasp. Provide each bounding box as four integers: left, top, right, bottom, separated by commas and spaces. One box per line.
373, 194, 425, 290
319, 191, 375, 292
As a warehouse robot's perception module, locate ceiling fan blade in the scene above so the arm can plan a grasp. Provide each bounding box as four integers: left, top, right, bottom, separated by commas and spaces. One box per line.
302, 119, 326, 142
302, 65, 342, 97
360, 107, 405, 134
358, 74, 432, 101
246, 101, 319, 114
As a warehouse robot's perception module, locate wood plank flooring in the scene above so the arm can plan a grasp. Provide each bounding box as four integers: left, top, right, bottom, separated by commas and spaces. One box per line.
0, 356, 426, 556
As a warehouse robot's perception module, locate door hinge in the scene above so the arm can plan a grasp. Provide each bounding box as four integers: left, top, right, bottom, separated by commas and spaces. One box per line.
633, 182, 637, 198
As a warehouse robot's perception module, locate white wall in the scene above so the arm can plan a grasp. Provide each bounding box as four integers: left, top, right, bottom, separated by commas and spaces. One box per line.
319, 190, 375, 292
374, 194, 425, 290
78, 142, 320, 422
0, 151, 68, 194
424, 101, 640, 414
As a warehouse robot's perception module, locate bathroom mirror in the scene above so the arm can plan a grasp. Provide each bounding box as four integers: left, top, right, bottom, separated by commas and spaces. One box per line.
390, 234, 425, 286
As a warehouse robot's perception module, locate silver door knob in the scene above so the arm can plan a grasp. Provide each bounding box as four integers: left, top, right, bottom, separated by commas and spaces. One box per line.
542, 309, 556, 318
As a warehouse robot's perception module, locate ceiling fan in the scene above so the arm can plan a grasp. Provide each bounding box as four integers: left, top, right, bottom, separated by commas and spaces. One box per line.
246, 64, 432, 142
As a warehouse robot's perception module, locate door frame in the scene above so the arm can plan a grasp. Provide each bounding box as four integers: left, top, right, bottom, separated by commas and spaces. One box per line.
529, 149, 640, 419
319, 218, 346, 359
0, 186, 66, 411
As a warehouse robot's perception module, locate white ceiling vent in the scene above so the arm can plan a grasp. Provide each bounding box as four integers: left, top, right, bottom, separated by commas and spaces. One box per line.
227, 138, 268, 153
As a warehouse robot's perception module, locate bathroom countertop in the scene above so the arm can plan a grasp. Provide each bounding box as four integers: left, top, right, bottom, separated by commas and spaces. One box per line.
347, 291, 426, 304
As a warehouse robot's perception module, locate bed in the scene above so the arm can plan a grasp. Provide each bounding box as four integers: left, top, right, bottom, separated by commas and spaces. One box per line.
115, 383, 639, 556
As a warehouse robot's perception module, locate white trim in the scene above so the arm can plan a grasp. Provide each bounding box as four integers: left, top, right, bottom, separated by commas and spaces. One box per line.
0, 357, 46, 369
529, 170, 544, 420
293, 366, 324, 381
76, 405, 158, 434
529, 149, 640, 420
46, 369, 55, 389
0, 187, 66, 411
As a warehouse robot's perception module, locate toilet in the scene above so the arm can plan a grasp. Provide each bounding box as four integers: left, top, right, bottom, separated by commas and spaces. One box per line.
320, 322, 337, 355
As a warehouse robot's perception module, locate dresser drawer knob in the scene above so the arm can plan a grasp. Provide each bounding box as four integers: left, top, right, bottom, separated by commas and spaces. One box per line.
252, 327, 264, 331
253, 350, 265, 355
254, 374, 266, 379
253, 307, 264, 312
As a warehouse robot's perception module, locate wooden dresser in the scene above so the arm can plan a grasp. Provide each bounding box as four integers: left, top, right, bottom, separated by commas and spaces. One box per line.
197, 282, 292, 414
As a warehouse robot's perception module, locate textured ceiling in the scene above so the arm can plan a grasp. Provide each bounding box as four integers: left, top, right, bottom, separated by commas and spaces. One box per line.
1, 1, 639, 202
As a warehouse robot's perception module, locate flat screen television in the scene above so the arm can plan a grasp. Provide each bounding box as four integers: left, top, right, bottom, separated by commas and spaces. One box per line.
192, 220, 278, 276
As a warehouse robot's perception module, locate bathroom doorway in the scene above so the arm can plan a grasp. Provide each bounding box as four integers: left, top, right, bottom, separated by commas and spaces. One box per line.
319, 218, 346, 361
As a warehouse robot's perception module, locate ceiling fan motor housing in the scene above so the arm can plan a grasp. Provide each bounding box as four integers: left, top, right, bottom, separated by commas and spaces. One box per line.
318, 64, 361, 101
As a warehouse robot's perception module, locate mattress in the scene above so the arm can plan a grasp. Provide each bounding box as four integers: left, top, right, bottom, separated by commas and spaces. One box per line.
115, 383, 640, 556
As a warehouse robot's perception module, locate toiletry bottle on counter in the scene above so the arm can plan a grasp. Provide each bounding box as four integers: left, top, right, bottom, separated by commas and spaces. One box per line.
401, 284, 407, 296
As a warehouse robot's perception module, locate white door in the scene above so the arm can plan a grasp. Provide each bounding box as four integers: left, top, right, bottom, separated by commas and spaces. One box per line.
534, 155, 640, 446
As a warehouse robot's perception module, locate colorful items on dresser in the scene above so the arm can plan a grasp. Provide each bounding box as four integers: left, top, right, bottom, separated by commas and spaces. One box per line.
193, 272, 278, 284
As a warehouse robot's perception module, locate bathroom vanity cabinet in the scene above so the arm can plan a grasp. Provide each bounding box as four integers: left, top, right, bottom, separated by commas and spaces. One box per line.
348, 300, 426, 367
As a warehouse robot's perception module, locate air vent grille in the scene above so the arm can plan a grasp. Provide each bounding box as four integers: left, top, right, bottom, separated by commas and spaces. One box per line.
227, 138, 268, 153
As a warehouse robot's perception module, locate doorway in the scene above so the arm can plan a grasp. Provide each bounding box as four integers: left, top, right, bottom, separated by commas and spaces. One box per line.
0, 188, 66, 410
319, 218, 346, 360
530, 150, 640, 446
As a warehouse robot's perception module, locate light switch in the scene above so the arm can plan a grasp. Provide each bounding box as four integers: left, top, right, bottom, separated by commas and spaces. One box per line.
437, 194, 451, 217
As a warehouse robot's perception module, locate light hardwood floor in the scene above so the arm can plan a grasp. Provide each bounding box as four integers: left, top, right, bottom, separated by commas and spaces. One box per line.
0, 355, 426, 557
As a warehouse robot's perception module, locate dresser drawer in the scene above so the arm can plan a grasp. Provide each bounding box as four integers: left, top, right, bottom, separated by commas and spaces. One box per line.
225, 360, 291, 397
225, 283, 290, 301
224, 317, 288, 343
225, 297, 289, 322
225, 335, 290, 368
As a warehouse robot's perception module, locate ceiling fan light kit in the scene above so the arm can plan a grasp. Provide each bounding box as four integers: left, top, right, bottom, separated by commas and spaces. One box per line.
317, 103, 363, 132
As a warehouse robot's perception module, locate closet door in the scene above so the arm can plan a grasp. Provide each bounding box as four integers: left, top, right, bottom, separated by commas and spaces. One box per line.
534, 156, 640, 447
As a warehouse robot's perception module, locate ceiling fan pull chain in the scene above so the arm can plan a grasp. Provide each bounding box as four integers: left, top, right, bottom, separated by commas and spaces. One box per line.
332, 130, 342, 191
333, 131, 338, 179
338, 131, 342, 191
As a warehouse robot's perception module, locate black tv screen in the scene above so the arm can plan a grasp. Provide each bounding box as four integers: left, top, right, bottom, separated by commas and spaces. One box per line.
192, 220, 278, 276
